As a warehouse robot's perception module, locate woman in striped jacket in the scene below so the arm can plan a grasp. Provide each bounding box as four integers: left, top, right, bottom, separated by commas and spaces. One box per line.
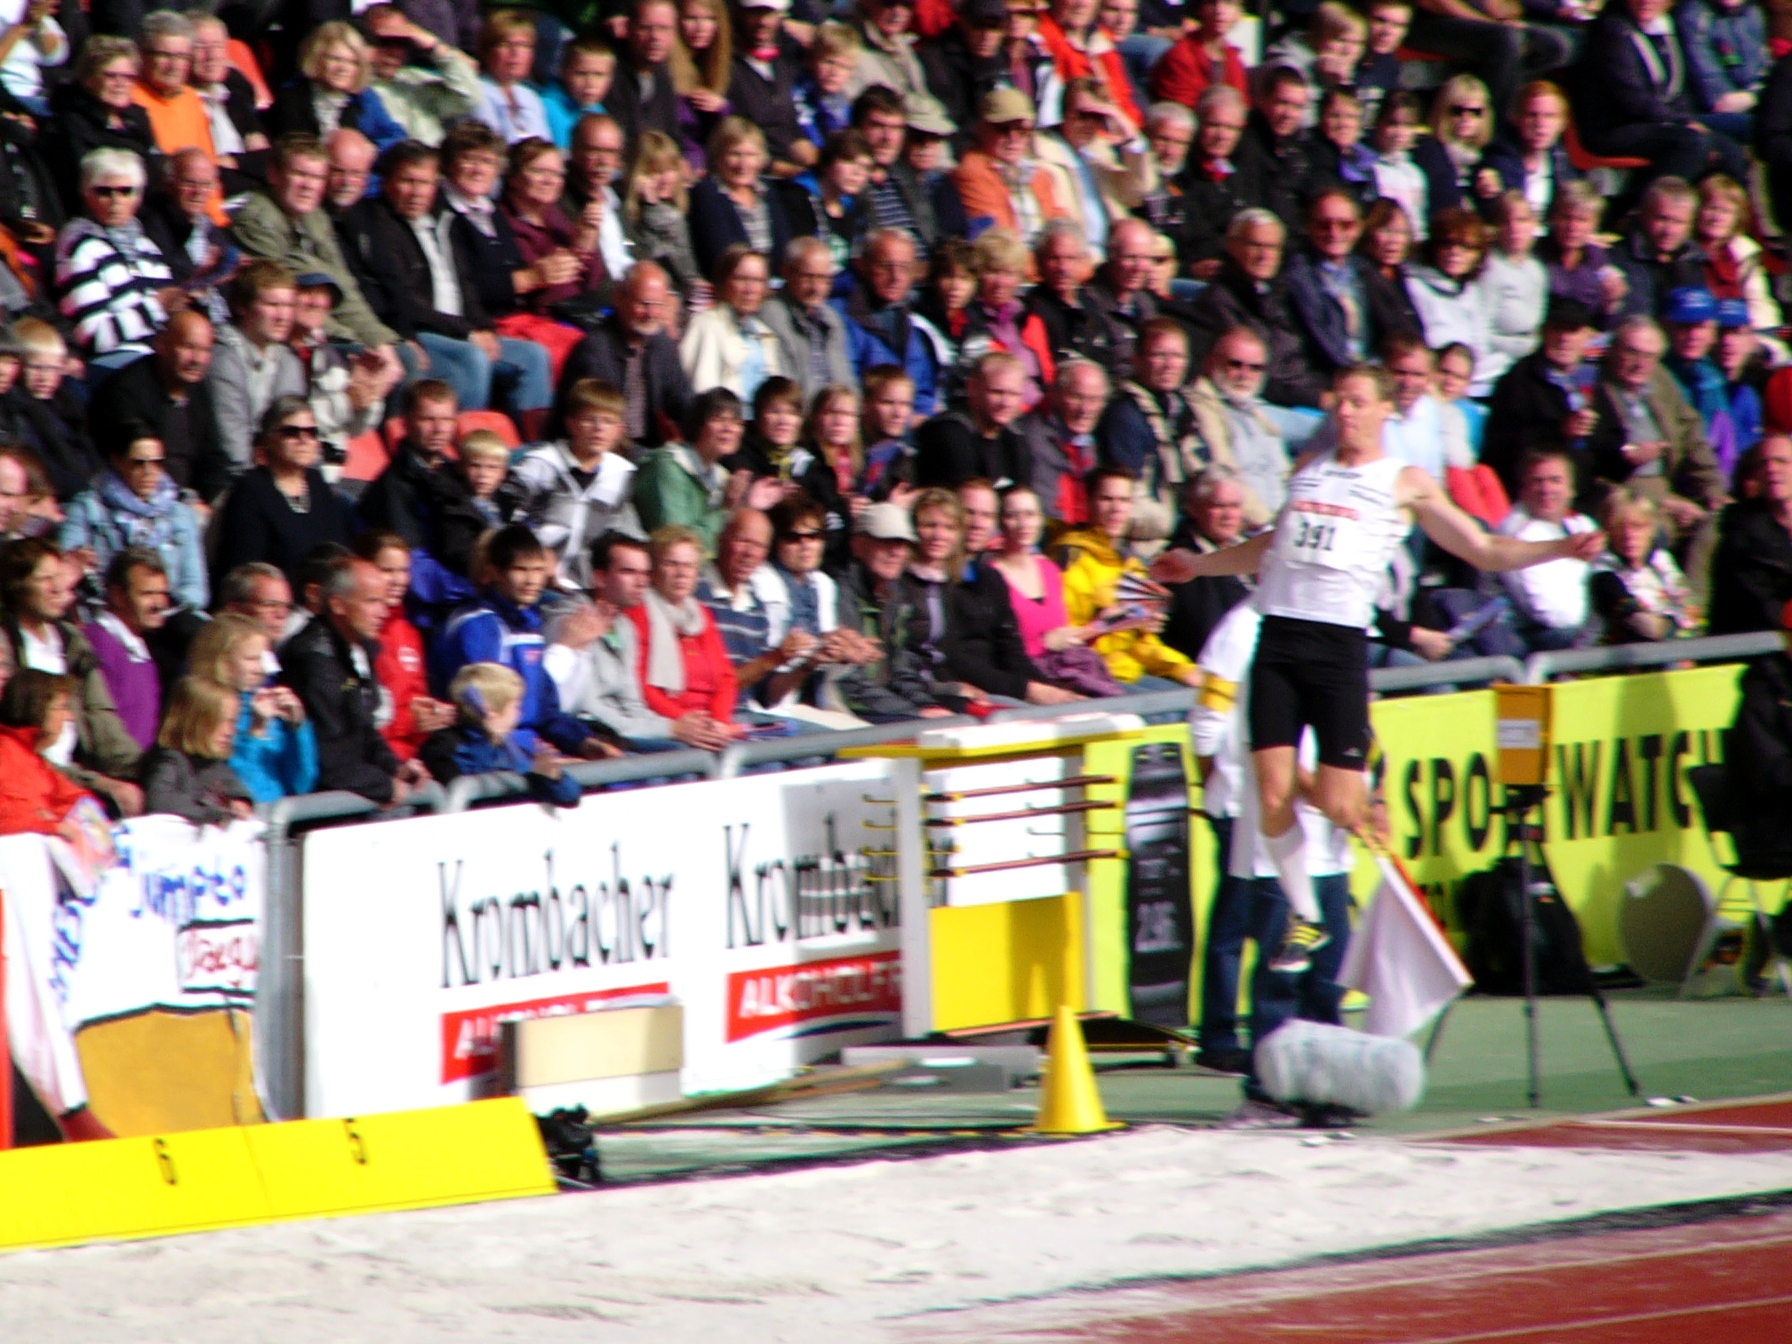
53, 147, 181, 368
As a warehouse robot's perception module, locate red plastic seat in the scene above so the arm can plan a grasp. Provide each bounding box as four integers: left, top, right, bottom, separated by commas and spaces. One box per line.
341, 430, 391, 483
457, 410, 521, 448
1563, 120, 1649, 173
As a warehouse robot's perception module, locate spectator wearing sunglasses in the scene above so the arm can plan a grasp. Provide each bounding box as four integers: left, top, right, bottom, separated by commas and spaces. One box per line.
210, 396, 355, 591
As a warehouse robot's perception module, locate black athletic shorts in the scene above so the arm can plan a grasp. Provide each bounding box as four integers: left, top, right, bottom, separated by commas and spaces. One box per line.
1248, 615, 1371, 770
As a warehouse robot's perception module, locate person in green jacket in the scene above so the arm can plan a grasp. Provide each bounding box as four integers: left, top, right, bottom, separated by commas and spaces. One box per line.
634, 386, 769, 555
230, 133, 405, 386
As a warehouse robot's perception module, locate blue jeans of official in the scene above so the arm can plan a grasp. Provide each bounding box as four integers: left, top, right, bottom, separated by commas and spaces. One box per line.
1242, 871, 1352, 1103
409, 332, 552, 414
1199, 815, 1254, 1055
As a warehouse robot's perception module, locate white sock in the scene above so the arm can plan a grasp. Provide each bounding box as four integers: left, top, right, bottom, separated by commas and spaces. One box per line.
1264, 824, 1320, 924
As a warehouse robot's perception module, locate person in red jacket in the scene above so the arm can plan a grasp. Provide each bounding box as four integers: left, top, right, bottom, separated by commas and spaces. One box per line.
0, 669, 99, 839
352, 530, 453, 761
627, 525, 740, 728
1037, 0, 1141, 129
1149, 0, 1250, 108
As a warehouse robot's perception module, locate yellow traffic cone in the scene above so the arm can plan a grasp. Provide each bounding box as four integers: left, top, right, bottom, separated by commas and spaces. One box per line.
1029, 1005, 1124, 1135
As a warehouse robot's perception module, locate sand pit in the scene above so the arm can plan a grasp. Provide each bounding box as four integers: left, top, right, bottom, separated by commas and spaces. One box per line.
3, 1124, 1791, 1342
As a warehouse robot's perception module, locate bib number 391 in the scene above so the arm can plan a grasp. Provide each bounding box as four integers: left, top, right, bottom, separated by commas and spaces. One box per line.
1293, 515, 1337, 555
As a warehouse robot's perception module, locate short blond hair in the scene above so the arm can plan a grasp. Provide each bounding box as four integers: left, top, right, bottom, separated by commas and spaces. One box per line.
972, 226, 1030, 277
812, 20, 862, 62
561, 377, 626, 422
649, 523, 703, 563
448, 661, 524, 724
12, 317, 63, 361
706, 115, 767, 168
459, 428, 512, 466
1600, 485, 1659, 530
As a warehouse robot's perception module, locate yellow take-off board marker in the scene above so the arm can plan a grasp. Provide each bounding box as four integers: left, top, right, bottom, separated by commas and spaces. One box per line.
0, 1098, 556, 1253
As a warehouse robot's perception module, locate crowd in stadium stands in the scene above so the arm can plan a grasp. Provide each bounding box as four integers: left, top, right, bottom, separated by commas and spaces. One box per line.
0, 0, 1790, 827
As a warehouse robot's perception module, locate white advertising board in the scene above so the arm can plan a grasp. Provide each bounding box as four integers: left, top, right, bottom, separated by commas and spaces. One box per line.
301, 759, 922, 1118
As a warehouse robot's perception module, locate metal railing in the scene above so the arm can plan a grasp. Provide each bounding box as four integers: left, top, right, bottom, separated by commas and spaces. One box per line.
1370, 655, 1526, 695
440, 748, 720, 810
985, 687, 1198, 723
714, 716, 972, 777
1523, 630, 1782, 684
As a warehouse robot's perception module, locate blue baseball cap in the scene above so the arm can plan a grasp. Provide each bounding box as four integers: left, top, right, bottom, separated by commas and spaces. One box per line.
1663, 286, 1718, 325
1715, 297, 1752, 330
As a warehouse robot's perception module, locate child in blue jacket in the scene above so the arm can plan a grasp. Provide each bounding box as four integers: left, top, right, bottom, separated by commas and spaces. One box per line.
420, 662, 582, 807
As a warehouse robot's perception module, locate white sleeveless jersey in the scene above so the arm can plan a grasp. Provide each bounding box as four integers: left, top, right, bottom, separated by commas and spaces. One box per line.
1254, 451, 1411, 631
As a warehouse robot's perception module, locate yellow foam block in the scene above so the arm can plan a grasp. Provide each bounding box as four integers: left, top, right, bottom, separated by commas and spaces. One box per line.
0, 1127, 262, 1251
0, 1099, 555, 1253
500, 1005, 684, 1090
247, 1100, 556, 1221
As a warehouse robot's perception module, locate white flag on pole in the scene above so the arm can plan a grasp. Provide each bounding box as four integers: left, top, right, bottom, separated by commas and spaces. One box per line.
1339, 855, 1473, 1038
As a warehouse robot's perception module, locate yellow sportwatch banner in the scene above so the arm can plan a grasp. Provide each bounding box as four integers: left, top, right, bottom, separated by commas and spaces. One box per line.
1365, 663, 1750, 966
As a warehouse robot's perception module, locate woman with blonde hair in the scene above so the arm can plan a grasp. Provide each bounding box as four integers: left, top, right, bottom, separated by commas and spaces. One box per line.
140, 676, 255, 824
185, 611, 318, 803
1695, 174, 1786, 339
268, 21, 406, 151
688, 116, 799, 278
1589, 489, 1698, 644
1413, 73, 1494, 217
473, 8, 551, 143
955, 227, 1054, 407
624, 130, 702, 291
668, 0, 732, 167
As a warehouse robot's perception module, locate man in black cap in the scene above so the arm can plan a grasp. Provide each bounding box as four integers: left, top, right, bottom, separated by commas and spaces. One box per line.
288, 270, 392, 467
1481, 297, 1600, 500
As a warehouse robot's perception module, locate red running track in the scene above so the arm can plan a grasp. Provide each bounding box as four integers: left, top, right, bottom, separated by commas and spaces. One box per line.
1441, 1096, 1792, 1156
922, 1210, 1792, 1343
914, 1097, 1792, 1344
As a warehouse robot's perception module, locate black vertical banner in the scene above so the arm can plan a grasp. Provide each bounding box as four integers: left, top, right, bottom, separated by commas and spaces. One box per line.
1124, 743, 1194, 1027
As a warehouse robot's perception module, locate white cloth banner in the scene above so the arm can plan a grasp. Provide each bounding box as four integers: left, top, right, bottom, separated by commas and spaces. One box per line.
1338, 854, 1473, 1038
2, 818, 266, 1117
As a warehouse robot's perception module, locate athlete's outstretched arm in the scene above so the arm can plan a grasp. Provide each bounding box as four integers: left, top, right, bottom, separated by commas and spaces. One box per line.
1149, 530, 1275, 584
1405, 469, 1604, 572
